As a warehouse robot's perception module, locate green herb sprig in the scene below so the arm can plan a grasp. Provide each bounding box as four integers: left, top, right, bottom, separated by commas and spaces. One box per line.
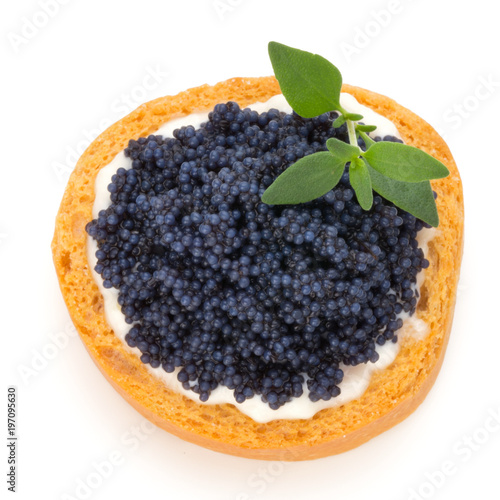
261, 42, 449, 227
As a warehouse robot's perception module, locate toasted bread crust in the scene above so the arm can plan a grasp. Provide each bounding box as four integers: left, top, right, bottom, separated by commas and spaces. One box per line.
52, 76, 464, 460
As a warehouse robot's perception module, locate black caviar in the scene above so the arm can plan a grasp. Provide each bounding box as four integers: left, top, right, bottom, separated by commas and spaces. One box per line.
86, 101, 429, 409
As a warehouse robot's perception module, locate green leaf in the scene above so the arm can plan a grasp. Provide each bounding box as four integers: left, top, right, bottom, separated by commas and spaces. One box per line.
268, 41, 342, 118
344, 112, 363, 121
356, 124, 377, 133
350, 158, 373, 210
326, 137, 360, 162
332, 114, 346, 128
366, 162, 439, 227
363, 141, 450, 183
262, 152, 346, 205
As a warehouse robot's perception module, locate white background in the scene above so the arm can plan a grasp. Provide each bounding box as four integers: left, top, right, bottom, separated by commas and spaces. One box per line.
2, 1, 500, 499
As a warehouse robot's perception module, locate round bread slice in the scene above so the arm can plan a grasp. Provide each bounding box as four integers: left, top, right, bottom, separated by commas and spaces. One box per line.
52, 76, 464, 461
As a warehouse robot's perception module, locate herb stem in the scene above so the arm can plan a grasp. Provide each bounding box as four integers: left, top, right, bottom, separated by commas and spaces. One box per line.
346, 118, 358, 147
358, 130, 376, 148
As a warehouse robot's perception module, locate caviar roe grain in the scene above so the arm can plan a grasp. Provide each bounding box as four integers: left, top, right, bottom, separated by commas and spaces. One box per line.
86, 102, 429, 409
